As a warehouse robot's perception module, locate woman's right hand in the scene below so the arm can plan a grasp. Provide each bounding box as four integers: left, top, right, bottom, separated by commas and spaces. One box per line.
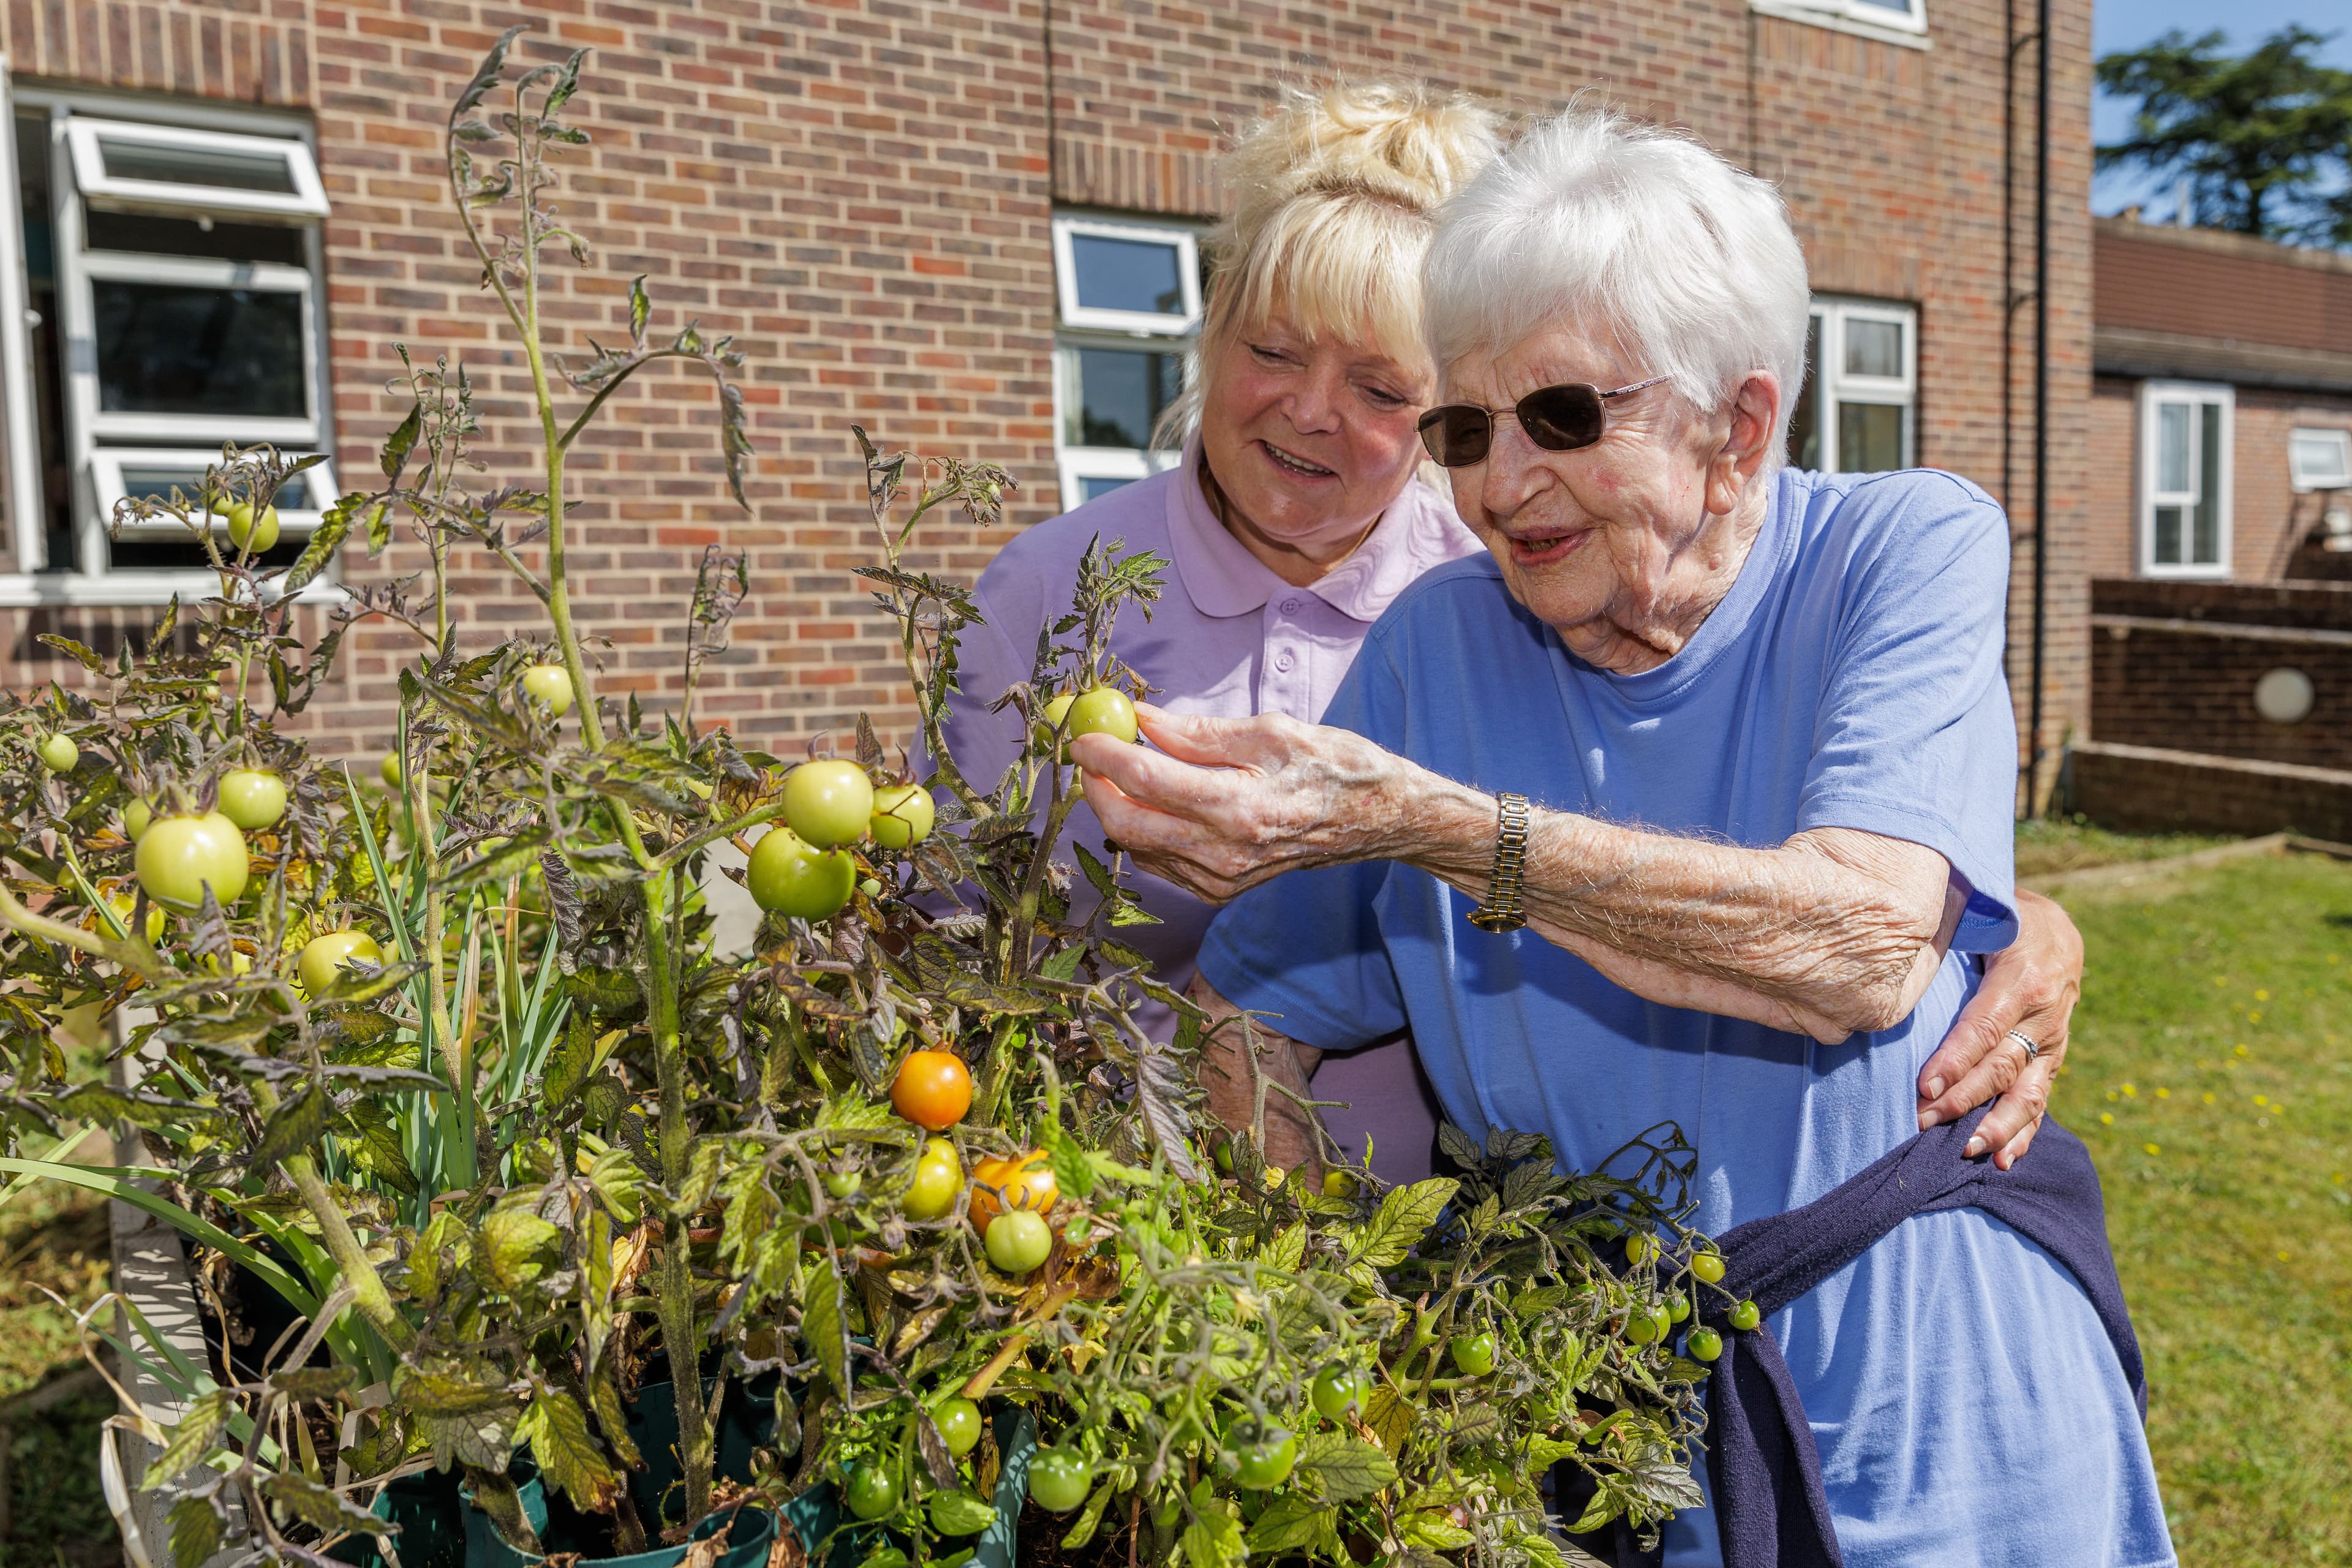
1913, 888, 2082, 1169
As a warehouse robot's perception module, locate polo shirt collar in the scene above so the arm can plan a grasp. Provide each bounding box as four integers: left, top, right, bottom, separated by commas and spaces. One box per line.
1166, 440, 1457, 626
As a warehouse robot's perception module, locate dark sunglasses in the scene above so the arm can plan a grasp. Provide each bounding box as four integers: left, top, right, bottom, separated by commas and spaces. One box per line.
1416, 374, 1671, 467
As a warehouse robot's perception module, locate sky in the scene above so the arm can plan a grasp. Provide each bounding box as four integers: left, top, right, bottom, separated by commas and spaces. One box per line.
2092, 0, 2352, 217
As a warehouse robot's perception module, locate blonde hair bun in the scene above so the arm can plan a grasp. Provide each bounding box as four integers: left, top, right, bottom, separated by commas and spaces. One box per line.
1220, 80, 1504, 254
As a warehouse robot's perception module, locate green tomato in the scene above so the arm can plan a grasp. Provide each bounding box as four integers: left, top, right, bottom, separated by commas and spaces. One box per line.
1310, 1365, 1371, 1423
1212, 1138, 1235, 1174
782, 760, 875, 848
225, 502, 280, 554
823, 1169, 862, 1199
1222, 1427, 1298, 1490
1624, 1232, 1657, 1268
299, 930, 384, 996
1686, 1328, 1724, 1363
1648, 1307, 1675, 1343
380, 753, 404, 789
1691, 1251, 1727, 1284
136, 813, 249, 909
1066, 687, 1138, 747
868, 782, 935, 850
746, 827, 856, 920
1625, 1311, 1660, 1346
36, 733, 78, 774
985, 1208, 1052, 1274
932, 1396, 983, 1457
520, 663, 574, 717
217, 769, 288, 831
1448, 1332, 1496, 1378
1322, 1168, 1359, 1197
844, 1462, 900, 1521
123, 799, 153, 842
1728, 1299, 1762, 1332
1668, 1295, 1691, 1324
1026, 1447, 1091, 1513
902, 1137, 962, 1221
1033, 692, 1076, 755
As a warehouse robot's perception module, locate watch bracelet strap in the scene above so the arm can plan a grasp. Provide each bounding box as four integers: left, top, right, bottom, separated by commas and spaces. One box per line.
1469, 791, 1531, 932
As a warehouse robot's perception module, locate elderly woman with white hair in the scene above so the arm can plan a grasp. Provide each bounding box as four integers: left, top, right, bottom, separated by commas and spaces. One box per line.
1074, 108, 2173, 1567
948, 82, 2086, 1194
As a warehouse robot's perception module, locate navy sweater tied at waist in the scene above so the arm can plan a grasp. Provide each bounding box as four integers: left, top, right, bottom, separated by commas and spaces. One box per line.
1616, 1103, 2147, 1568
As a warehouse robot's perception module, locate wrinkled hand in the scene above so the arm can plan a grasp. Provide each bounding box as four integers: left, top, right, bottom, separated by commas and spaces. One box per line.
1072, 704, 1420, 903
1915, 888, 2082, 1169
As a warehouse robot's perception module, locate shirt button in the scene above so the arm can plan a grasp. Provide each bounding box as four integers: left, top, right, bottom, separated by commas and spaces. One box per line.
1275, 651, 1296, 673
1280, 597, 1303, 614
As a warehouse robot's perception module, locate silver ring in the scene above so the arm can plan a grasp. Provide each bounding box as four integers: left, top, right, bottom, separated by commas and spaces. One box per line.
2005, 1028, 2041, 1063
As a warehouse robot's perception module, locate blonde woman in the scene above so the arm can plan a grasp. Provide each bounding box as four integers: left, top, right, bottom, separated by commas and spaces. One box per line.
938, 83, 2077, 1186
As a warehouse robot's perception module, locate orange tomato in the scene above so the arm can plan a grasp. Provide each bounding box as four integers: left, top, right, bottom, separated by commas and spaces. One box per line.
890, 1049, 974, 1131
968, 1148, 1058, 1233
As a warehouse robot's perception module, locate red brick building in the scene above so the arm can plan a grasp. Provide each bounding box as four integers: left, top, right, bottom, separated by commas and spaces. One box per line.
0, 0, 2094, 800
2070, 216, 2352, 837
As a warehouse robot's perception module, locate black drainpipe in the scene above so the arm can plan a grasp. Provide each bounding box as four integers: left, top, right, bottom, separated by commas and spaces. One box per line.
2024, 0, 2052, 815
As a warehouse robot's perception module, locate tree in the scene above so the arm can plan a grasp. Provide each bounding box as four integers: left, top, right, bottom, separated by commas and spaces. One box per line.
2096, 26, 2352, 244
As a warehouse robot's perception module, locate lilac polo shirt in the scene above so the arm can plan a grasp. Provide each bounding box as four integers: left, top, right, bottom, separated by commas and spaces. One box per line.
933, 444, 1482, 1182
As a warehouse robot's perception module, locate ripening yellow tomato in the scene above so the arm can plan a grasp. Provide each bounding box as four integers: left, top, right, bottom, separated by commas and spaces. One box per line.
217, 769, 288, 831
869, 783, 935, 850
782, 760, 874, 848
967, 1149, 1057, 1233
225, 502, 281, 554
298, 930, 385, 996
136, 813, 249, 909
519, 663, 574, 717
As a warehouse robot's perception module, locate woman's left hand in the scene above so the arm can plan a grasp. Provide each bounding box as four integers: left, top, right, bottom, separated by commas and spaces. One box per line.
1913, 888, 2083, 1169
1071, 704, 1429, 902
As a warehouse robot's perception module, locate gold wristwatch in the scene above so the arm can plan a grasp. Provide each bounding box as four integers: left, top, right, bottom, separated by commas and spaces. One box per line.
1468, 791, 1531, 933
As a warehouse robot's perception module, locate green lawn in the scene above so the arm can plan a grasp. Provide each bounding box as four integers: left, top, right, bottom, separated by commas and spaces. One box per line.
2052, 850, 2352, 1566
2017, 816, 2238, 880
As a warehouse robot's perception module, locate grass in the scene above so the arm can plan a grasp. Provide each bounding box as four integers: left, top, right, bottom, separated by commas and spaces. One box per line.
2016, 816, 2239, 880
2053, 849, 2352, 1566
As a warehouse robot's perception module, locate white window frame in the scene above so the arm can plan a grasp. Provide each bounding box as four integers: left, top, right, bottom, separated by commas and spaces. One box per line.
1055, 447, 1183, 512
2288, 426, 2352, 493
1052, 214, 1201, 336
1801, 296, 1918, 473
70, 252, 320, 445
0, 85, 338, 605
2138, 380, 2234, 580
65, 116, 329, 222
0, 62, 43, 577
91, 448, 339, 540
1749, 0, 1929, 48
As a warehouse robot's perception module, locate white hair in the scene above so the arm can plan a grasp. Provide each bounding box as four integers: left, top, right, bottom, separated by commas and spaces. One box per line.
1423, 105, 1811, 458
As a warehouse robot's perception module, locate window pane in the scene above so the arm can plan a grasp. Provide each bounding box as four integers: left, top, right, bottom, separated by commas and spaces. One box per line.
92, 279, 306, 417
2192, 401, 2223, 565
97, 134, 299, 195
118, 463, 320, 511
1069, 234, 1186, 317
1844, 317, 1903, 379
2290, 429, 2350, 488
2152, 505, 2184, 564
1067, 347, 1183, 450
1080, 475, 1137, 504
1851, 0, 1918, 13
1789, 316, 1822, 469
1838, 400, 1905, 472
2156, 401, 2191, 494
85, 210, 307, 265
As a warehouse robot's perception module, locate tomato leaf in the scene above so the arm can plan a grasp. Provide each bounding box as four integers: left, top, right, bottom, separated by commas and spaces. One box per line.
1179, 1507, 1245, 1568
802, 1258, 850, 1395
166, 1495, 225, 1567
1245, 1496, 1329, 1554
143, 1388, 232, 1487
380, 401, 423, 482
1297, 1431, 1396, 1502
1349, 1177, 1458, 1269
471, 1210, 560, 1296
516, 1387, 623, 1513
927, 1490, 997, 1537
1401, 1510, 1476, 1551
250, 1085, 332, 1172
261, 1472, 383, 1534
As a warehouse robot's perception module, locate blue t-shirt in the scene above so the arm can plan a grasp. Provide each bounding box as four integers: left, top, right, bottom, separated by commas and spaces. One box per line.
1197, 469, 2173, 1568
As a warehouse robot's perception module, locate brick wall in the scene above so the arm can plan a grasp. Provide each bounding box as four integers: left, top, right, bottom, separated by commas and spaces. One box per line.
2090, 578, 2352, 771
2, 0, 2097, 783
2068, 740, 2352, 842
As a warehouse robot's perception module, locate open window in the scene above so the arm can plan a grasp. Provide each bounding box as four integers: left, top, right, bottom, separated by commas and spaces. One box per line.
2139, 382, 2232, 578
2288, 427, 2352, 494
65, 117, 328, 222
1749, 0, 1927, 42
1050, 212, 1200, 511
1, 88, 333, 602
